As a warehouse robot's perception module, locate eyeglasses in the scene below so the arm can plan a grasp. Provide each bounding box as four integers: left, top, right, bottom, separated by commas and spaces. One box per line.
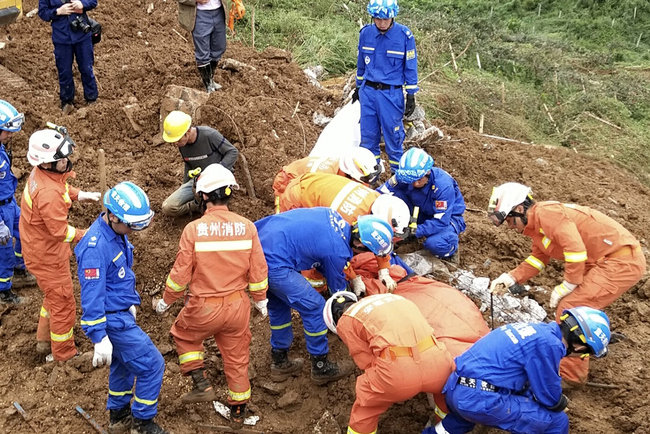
1, 113, 24, 131
123, 211, 154, 231
53, 134, 76, 160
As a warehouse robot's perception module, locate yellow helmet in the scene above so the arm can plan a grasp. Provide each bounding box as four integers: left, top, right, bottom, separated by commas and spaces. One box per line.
162, 111, 192, 143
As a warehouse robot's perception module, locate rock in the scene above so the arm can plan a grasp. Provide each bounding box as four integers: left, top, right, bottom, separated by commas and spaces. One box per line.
314, 410, 341, 434
159, 84, 211, 139
166, 362, 181, 374
635, 302, 650, 317
534, 158, 548, 166
277, 390, 300, 409
128, 96, 138, 104
188, 413, 202, 422
147, 3, 154, 13
122, 104, 144, 134
637, 279, 650, 299
430, 258, 453, 282
0, 43, 5, 50
157, 343, 173, 355
260, 381, 286, 396
4, 406, 16, 416
261, 47, 292, 62
221, 58, 257, 72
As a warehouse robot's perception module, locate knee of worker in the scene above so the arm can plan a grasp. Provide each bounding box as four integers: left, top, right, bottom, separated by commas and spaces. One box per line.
130, 347, 165, 383
162, 198, 196, 217
423, 233, 459, 258
545, 411, 570, 434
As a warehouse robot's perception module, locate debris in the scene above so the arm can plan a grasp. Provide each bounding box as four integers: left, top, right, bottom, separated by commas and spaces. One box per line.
212, 401, 259, 426
259, 381, 286, 395
157, 343, 173, 355
303, 66, 324, 89
313, 112, 332, 127
122, 104, 144, 134
277, 389, 300, 409
76, 406, 108, 434
401, 250, 452, 282
263, 76, 276, 89
147, 3, 154, 13
12, 402, 40, 433
221, 58, 257, 72
314, 410, 341, 434
26, 8, 39, 18
0, 42, 5, 50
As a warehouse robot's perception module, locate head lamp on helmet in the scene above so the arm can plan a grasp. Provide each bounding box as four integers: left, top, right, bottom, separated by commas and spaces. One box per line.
104, 182, 155, 231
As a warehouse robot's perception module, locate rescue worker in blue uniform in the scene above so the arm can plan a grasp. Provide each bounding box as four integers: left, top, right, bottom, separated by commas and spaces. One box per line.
378, 148, 466, 259
38, 0, 98, 111
0, 100, 35, 304
354, 0, 418, 172
425, 306, 611, 434
255, 207, 394, 385
76, 182, 169, 434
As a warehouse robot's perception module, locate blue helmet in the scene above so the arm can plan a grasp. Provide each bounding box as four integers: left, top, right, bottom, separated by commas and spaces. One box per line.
0, 100, 24, 133
367, 0, 399, 19
104, 182, 155, 231
396, 148, 434, 184
355, 215, 394, 256
562, 307, 611, 358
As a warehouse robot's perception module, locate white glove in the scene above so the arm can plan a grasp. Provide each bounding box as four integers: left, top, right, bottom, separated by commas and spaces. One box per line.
254, 299, 268, 318
549, 281, 577, 309
350, 276, 366, 297
378, 268, 397, 293
152, 298, 169, 314
489, 273, 515, 295
93, 336, 113, 368
0, 221, 10, 245
128, 305, 137, 320
78, 191, 101, 202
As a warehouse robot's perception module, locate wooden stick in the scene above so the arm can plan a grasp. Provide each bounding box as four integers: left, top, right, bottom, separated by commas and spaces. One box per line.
238, 152, 256, 199
98, 149, 106, 211
476, 52, 482, 69
501, 82, 505, 104
172, 28, 188, 43
251, 5, 255, 48
76, 406, 108, 434
584, 111, 622, 130
585, 381, 621, 390
479, 113, 484, 134
291, 101, 300, 118
449, 43, 458, 71
13, 402, 40, 433
480, 133, 532, 145
636, 33, 643, 48
543, 104, 561, 135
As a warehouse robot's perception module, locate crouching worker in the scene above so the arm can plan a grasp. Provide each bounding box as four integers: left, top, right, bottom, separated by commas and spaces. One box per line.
324, 292, 454, 434
425, 307, 611, 434
153, 164, 268, 426
76, 182, 168, 434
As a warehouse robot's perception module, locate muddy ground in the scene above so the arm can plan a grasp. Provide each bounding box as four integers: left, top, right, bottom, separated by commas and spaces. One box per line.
1, 0, 650, 432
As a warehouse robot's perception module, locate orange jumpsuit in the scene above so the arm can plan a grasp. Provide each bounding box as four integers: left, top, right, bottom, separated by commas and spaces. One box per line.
19, 168, 84, 361
509, 201, 646, 385
337, 293, 454, 434
164, 205, 268, 405
272, 156, 342, 197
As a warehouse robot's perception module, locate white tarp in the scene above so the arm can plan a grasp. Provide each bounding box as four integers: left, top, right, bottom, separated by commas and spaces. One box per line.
310, 101, 361, 157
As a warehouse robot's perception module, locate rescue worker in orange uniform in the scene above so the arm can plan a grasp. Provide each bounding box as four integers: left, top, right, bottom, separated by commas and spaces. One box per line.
153, 164, 268, 425
19, 127, 100, 361
487, 182, 646, 386
324, 292, 454, 434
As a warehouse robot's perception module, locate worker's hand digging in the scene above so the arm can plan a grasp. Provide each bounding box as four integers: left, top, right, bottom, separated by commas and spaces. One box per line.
152, 298, 169, 315
489, 273, 515, 295
350, 276, 366, 297
378, 268, 397, 293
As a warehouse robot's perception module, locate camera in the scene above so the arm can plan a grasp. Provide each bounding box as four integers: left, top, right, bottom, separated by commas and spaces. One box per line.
70, 15, 91, 33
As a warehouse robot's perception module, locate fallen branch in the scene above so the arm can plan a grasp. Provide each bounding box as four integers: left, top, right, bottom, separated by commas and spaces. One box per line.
238, 153, 257, 199
584, 111, 622, 130
465, 207, 485, 213
543, 103, 561, 135
172, 28, 188, 43
480, 133, 532, 145
585, 381, 621, 390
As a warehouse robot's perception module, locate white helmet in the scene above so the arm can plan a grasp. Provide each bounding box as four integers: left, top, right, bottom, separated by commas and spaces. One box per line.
487, 182, 533, 226
195, 163, 240, 198
323, 291, 358, 334
27, 129, 75, 167
339, 147, 383, 184
371, 194, 410, 238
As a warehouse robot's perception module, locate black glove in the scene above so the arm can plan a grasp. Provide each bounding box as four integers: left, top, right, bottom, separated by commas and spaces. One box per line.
546, 394, 569, 412
404, 94, 416, 117
352, 87, 360, 103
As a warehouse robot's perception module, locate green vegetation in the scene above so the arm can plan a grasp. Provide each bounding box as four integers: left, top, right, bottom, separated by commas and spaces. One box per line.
233, 0, 650, 184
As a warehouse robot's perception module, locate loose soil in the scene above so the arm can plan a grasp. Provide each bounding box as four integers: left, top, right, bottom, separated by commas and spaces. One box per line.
1, 1, 649, 433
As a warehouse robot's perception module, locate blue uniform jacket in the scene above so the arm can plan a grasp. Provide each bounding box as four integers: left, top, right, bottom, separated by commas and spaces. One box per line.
255, 207, 352, 293
0, 145, 17, 201
356, 22, 418, 94
451, 322, 566, 409
378, 168, 466, 238
75, 214, 141, 344
38, 0, 97, 44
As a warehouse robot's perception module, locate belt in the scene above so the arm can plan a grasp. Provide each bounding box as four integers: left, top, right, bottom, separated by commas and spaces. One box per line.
607, 245, 642, 258
106, 308, 130, 315
0, 197, 13, 206
365, 80, 402, 91
204, 291, 243, 305
458, 376, 500, 393
379, 335, 436, 361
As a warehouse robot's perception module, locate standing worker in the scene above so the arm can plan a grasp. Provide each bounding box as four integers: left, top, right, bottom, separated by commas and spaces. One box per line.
378, 148, 466, 260
255, 208, 394, 384
487, 182, 646, 387
20, 127, 100, 361
175, 0, 245, 91
38, 0, 98, 112
0, 100, 35, 304
355, 0, 418, 172
76, 182, 168, 434
153, 164, 268, 425
161, 110, 239, 217
323, 292, 454, 434
425, 307, 611, 434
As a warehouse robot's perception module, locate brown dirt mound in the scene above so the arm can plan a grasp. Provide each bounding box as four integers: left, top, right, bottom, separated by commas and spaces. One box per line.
1, 0, 649, 433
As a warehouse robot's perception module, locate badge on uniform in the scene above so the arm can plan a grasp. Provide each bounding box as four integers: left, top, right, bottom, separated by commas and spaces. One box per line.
365, 55, 370, 65
84, 268, 100, 280
406, 49, 415, 60
435, 200, 448, 210
0, 171, 5, 179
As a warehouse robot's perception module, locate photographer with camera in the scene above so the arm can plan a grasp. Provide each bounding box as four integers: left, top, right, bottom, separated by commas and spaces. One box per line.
38, 0, 98, 114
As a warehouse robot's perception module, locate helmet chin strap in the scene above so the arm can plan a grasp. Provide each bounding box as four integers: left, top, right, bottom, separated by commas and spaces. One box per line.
508, 211, 527, 226
42, 159, 73, 174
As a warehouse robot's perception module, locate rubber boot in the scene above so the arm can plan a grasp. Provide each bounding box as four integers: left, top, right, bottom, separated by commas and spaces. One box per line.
230, 403, 246, 428
130, 417, 169, 434
181, 368, 216, 403
198, 64, 218, 93
270, 348, 304, 382
0, 289, 22, 305
209, 60, 223, 90
12, 268, 36, 289
108, 405, 132, 434
310, 354, 354, 386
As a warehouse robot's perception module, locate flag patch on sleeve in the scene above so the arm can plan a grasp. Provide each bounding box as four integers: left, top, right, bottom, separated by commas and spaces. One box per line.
84, 268, 100, 280
435, 200, 448, 210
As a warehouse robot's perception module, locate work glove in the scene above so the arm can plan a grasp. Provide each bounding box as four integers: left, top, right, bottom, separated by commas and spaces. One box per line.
152, 298, 169, 314
549, 281, 576, 309
93, 336, 113, 368
489, 273, 515, 295
350, 276, 366, 297
254, 299, 268, 318
404, 94, 416, 117
0, 221, 10, 245
231, 0, 245, 19
128, 305, 137, 320
378, 268, 397, 293
78, 191, 101, 202
351, 87, 360, 104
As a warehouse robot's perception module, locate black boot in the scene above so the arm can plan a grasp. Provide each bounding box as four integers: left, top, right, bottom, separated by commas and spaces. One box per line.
310, 354, 354, 386
12, 268, 36, 289
210, 60, 218, 73
230, 403, 246, 427
197, 64, 218, 93
209, 60, 222, 90
181, 368, 216, 403
108, 405, 132, 434
270, 348, 304, 382
0, 289, 22, 305
131, 417, 169, 434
